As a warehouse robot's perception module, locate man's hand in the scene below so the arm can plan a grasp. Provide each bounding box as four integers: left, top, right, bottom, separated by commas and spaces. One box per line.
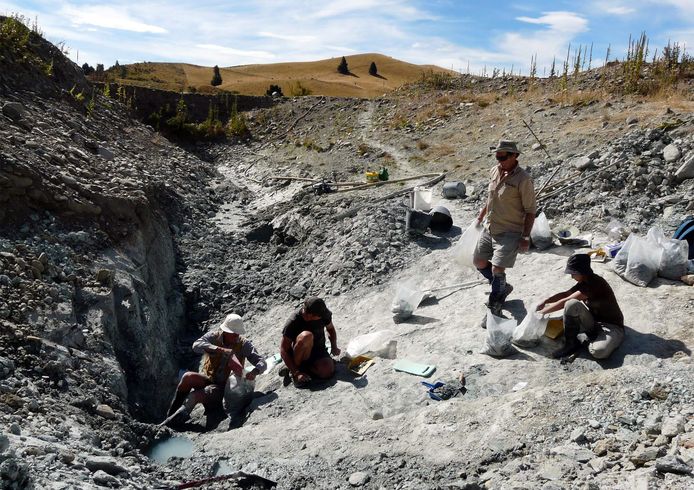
519, 237, 530, 253
331, 346, 341, 356
536, 301, 546, 312
245, 369, 258, 381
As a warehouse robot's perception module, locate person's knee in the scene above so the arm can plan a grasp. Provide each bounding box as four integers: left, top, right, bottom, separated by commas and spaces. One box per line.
178, 372, 202, 390
564, 299, 582, 316
474, 257, 489, 269
295, 331, 314, 347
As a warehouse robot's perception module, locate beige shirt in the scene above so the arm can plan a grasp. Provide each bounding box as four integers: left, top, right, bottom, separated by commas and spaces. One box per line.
485, 164, 536, 235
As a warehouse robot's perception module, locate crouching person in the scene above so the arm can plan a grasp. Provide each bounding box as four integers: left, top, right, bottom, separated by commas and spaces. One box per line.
279, 297, 340, 387
537, 254, 625, 360
161, 313, 266, 427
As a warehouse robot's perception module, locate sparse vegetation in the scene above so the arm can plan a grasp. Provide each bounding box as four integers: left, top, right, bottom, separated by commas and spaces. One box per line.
226, 96, 250, 138
288, 81, 311, 96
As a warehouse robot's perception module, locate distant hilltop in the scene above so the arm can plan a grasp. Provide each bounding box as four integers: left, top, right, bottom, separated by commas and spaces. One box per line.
90, 53, 456, 97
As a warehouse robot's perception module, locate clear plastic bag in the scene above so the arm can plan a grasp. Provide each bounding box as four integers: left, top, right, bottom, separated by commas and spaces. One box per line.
453, 220, 483, 269
512, 305, 548, 347
658, 238, 689, 280
613, 233, 636, 276
224, 374, 254, 417
624, 236, 661, 287
606, 219, 628, 241
391, 282, 425, 321
530, 212, 553, 250
480, 312, 517, 357
346, 330, 397, 359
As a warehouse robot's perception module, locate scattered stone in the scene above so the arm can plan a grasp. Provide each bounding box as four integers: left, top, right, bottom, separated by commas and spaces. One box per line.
661, 415, 685, 437
571, 156, 593, 171
92, 469, 120, 487
2, 102, 25, 121
629, 445, 660, 466
85, 456, 128, 475
550, 444, 593, 463
675, 155, 694, 181
662, 144, 681, 162
655, 455, 692, 475
626, 116, 639, 125
95, 404, 117, 420
348, 471, 370, 487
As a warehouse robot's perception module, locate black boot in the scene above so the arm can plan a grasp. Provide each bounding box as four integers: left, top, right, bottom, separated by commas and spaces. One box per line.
552, 318, 580, 359
166, 391, 188, 417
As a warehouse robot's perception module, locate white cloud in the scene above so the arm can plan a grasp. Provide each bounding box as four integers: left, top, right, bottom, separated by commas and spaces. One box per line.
309, 0, 435, 21
60, 4, 167, 33
195, 44, 275, 61
516, 11, 589, 33
258, 31, 316, 43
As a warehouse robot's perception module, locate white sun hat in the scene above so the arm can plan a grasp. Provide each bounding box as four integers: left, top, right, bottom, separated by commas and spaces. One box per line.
219, 313, 245, 334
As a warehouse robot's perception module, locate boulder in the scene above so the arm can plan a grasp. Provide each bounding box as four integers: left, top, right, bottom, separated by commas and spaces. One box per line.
675, 154, 694, 181
2, 102, 25, 121
662, 144, 681, 162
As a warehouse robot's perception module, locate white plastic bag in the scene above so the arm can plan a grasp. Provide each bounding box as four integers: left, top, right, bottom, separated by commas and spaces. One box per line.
224, 374, 254, 417
624, 236, 661, 287
480, 312, 517, 357
658, 238, 689, 280
613, 233, 636, 276
346, 330, 397, 359
391, 282, 425, 320
512, 305, 548, 347
453, 220, 483, 269
530, 212, 553, 250
606, 219, 628, 241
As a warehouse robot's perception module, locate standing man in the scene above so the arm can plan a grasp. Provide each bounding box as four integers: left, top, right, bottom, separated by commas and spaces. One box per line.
280, 297, 340, 386
161, 313, 267, 427
537, 254, 625, 360
474, 140, 536, 327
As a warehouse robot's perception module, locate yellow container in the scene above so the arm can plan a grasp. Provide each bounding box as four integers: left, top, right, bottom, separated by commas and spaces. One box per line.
545, 318, 564, 339
365, 171, 379, 183
348, 355, 375, 376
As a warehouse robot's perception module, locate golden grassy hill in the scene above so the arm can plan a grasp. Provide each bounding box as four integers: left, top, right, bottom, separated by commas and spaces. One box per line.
108, 53, 456, 97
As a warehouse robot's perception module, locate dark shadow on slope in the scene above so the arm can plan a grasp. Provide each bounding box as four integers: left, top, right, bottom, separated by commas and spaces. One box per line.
371, 74, 388, 80
304, 362, 369, 391
503, 299, 527, 324
598, 326, 691, 369
393, 314, 438, 325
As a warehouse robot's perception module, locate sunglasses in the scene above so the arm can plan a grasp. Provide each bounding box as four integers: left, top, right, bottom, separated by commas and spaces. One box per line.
496, 154, 513, 161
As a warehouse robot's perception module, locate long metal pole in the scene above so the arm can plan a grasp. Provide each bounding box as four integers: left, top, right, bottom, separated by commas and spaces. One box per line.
523, 119, 564, 198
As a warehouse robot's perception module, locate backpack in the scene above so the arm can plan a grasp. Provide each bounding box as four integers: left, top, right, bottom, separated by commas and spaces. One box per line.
673, 216, 694, 259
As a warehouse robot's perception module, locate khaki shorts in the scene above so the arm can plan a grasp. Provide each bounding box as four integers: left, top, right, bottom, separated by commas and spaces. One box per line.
474, 229, 521, 269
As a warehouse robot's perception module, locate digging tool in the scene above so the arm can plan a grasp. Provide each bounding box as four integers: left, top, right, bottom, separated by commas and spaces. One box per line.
421, 280, 486, 300
522, 119, 564, 198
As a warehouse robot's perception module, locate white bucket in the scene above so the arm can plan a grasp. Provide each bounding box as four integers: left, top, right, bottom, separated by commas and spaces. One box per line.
412, 187, 432, 211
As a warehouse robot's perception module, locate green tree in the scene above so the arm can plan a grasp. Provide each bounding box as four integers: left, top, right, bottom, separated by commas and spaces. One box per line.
337, 56, 349, 75
211, 65, 222, 86
368, 61, 377, 76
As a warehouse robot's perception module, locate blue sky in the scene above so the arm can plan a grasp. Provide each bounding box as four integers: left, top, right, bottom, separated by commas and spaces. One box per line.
2, 1, 692, 75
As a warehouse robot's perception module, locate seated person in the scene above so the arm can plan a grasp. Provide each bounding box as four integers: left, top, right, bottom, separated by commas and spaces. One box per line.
162, 313, 266, 426
537, 254, 625, 360
280, 297, 340, 386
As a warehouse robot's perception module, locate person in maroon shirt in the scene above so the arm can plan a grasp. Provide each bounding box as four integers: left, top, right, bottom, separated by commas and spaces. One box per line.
537, 254, 625, 360
279, 297, 341, 386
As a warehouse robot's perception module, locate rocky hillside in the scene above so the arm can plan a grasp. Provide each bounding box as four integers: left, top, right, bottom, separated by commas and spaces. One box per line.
1, 19, 693, 489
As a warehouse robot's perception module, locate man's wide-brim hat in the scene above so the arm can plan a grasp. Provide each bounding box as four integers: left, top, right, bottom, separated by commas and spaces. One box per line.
490, 139, 521, 154
220, 313, 245, 334
564, 254, 593, 275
